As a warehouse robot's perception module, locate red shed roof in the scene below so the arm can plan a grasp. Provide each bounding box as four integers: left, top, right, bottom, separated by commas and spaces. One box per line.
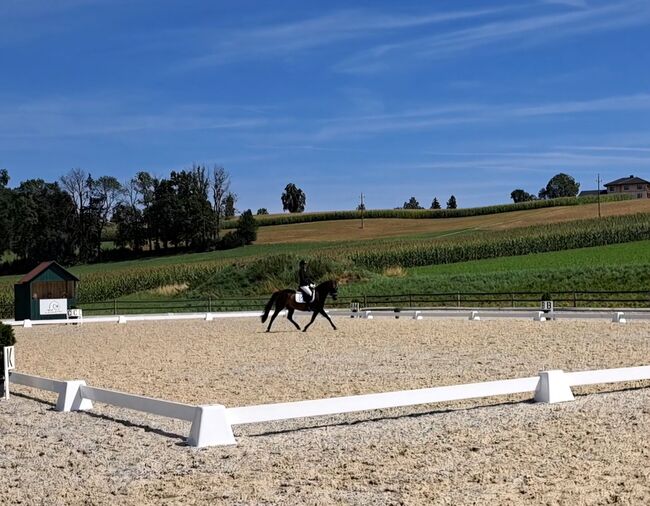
17, 261, 79, 284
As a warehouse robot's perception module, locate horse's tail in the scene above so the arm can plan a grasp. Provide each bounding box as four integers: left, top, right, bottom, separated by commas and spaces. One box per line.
261, 292, 280, 323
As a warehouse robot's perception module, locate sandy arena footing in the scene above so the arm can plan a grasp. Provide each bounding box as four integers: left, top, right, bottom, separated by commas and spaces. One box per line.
2, 317, 649, 504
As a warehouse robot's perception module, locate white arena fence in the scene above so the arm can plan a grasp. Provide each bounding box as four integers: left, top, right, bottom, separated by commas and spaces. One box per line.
2, 307, 650, 327
9, 365, 650, 448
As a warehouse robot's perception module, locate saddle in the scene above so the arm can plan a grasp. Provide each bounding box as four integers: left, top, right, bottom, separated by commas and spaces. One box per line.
295, 285, 315, 304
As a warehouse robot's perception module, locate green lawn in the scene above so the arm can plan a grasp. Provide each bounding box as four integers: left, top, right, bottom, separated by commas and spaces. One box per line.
341, 240, 650, 297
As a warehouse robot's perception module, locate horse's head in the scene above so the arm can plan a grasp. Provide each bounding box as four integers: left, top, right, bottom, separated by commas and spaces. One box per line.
316, 279, 338, 301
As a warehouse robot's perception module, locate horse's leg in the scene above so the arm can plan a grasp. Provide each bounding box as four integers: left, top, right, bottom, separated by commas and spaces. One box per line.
302, 310, 319, 332
319, 308, 337, 330
266, 307, 283, 332
286, 308, 301, 331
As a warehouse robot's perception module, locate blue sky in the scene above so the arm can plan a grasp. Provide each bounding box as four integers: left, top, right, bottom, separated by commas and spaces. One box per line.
1, 0, 649, 212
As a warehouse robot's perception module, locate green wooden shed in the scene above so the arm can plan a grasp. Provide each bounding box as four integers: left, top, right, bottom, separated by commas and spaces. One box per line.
14, 261, 79, 321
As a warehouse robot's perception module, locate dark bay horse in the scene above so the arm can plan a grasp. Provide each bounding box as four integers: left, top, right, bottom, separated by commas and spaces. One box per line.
261, 280, 338, 332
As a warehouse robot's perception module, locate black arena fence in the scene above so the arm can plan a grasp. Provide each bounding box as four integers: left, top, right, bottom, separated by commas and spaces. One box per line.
63, 290, 650, 316
2, 290, 649, 319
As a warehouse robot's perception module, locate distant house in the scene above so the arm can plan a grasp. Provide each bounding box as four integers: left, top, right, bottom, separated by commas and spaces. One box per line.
603, 175, 650, 199
579, 174, 650, 199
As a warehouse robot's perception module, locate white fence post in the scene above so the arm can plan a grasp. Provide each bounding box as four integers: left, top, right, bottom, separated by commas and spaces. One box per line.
534, 370, 574, 403
23, 319, 32, 328
188, 405, 236, 447
413, 311, 423, 320
469, 311, 481, 321
56, 380, 93, 412
364, 310, 373, 320
612, 312, 626, 324
118, 315, 127, 324
533, 311, 547, 322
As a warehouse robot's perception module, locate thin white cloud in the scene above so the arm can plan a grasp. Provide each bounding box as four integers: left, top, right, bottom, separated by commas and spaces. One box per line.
0, 97, 270, 139
557, 145, 650, 153
541, 0, 589, 8
336, 0, 650, 73
306, 93, 650, 141
182, 7, 506, 69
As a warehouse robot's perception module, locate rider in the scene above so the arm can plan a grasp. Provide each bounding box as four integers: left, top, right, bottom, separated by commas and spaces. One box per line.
298, 259, 315, 308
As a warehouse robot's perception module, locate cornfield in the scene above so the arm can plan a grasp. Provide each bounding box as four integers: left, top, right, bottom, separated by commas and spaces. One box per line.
223, 194, 630, 228
343, 213, 650, 270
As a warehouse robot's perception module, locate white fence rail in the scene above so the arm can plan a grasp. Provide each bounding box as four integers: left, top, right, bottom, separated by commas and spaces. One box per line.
1, 310, 268, 327
227, 376, 540, 425
80, 385, 196, 421
4, 308, 650, 328
8, 364, 650, 448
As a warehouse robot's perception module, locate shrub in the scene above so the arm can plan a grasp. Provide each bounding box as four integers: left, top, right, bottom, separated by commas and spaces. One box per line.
236, 210, 258, 244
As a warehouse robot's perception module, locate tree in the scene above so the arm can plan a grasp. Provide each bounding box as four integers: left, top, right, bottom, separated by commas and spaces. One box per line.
281, 183, 306, 213
510, 189, 535, 203
171, 167, 214, 249
146, 178, 180, 249
256, 208, 268, 215
0, 170, 11, 254
92, 176, 125, 259
430, 197, 441, 209
132, 171, 157, 249
446, 195, 457, 209
539, 173, 580, 199
403, 197, 423, 210
60, 168, 92, 261
11, 179, 77, 264
224, 192, 237, 218
112, 203, 145, 251
236, 209, 258, 245
211, 166, 230, 239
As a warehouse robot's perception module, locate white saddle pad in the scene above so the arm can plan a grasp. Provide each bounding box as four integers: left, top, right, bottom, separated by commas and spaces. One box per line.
295, 292, 309, 304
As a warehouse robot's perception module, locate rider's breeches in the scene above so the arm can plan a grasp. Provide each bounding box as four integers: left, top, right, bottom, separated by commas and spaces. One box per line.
300, 286, 313, 300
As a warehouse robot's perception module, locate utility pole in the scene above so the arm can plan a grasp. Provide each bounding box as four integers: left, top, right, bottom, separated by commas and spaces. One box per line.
597, 173, 601, 218
360, 192, 365, 229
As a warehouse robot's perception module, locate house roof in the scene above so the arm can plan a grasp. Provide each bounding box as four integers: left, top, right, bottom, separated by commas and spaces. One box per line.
604, 175, 650, 186
17, 261, 79, 284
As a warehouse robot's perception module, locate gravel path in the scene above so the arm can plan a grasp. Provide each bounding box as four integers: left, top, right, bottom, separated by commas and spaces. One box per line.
1, 317, 649, 504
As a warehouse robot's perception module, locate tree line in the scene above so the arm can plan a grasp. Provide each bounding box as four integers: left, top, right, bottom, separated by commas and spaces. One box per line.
511, 173, 580, 203
0, 166, 260, 272
400, 195, 458, 210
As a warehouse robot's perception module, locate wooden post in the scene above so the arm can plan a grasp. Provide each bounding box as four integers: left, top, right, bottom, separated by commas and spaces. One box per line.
113, 299, 117, 315
360, 193, 365, 229
597, 173, 601, 219
457, 292, 461, 308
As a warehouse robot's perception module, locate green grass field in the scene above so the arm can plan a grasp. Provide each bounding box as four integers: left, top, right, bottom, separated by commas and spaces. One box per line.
341, 240, 650, 297
84, 240, 650, 313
